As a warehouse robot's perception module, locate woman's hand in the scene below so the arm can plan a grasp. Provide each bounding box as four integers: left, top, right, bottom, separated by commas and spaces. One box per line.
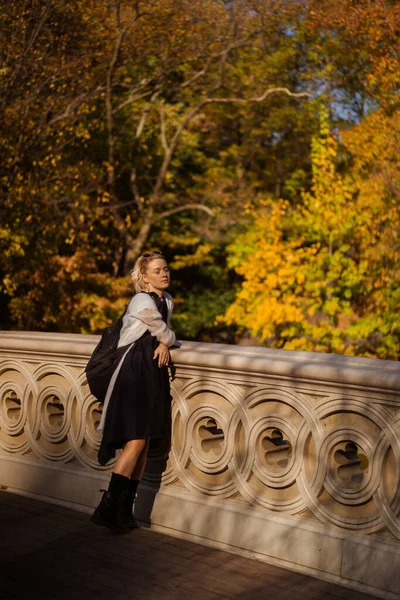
153, 342, 170, 368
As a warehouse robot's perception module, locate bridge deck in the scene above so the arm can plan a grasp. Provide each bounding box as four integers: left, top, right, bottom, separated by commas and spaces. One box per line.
0, 492, 379, 600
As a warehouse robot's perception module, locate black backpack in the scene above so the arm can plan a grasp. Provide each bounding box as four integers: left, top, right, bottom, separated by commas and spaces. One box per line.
85, 310, 126, 403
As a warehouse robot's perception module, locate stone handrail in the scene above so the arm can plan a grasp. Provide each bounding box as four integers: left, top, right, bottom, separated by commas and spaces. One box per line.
1, 331, 400, 598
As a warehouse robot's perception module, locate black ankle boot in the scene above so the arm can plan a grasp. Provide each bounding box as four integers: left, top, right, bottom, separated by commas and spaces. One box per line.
126, 479, 140, 529
91, 473, 131, 532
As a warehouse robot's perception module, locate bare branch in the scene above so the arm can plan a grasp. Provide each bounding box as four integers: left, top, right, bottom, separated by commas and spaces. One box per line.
179, 56, 213, 89
106, 26, 126, 190
135, 89, 161, 141
112, 34, 256, 116
112, 88, 154, 114
105, 0, 153, 191
150, 32, 295, 202
174, 36, 254, 93
124, 206, 155, 265
124, 203, 214, 264
130, 88, 162, 212
48, 87, 105, 126
98, 199, 137, 210
151, 101, 207, 199
204, 87, 312, 105
143, 80, 312, 245
159, 104, 169, 154
154, 203, 214, 222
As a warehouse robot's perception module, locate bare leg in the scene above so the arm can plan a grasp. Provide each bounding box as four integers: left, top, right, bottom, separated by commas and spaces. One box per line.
113, 438, 146, 478
92, 438, 151, 530
131, 437, 150, 480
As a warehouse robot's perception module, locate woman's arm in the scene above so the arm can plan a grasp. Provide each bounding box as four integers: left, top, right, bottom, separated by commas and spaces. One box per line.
136, 307, 176, 347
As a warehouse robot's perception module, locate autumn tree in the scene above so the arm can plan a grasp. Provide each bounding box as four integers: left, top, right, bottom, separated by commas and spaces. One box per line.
1, 0, 312, 334
93, 0, 313, 270
222, 106, 400, 358
305, 0, 400, 115
0, 0, 119, 330
5, 0, 397, 347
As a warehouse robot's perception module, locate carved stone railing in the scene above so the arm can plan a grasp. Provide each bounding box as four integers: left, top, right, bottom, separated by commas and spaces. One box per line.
1, 331, 400, 598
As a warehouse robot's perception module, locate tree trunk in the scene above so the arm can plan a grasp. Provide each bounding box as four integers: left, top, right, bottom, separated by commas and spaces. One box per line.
123, 206, 155, 271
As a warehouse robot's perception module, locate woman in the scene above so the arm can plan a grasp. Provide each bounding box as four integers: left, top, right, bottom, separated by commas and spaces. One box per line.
91, 250, 176, 532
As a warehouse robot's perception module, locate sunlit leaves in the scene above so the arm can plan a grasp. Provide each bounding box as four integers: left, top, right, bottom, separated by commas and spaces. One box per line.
2, 0, 399, 352
223, 106, 400, 358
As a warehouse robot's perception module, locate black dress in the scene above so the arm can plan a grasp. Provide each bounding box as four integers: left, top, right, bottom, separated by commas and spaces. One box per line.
98, 293, 172, 466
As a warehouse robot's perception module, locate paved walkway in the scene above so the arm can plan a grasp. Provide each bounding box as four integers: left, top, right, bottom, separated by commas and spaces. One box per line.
0, 492, 380, 600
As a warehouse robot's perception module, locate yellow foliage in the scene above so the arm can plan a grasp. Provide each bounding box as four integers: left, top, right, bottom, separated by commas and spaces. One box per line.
222, 107, 400, 358
170, 244, 214, 269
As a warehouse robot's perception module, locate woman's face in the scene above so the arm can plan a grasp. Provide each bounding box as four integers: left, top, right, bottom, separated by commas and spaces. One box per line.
143, 258, 170, 295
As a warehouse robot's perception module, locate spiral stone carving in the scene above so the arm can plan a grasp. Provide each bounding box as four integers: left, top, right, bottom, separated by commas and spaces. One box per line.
0, 358, 107, 469
1, 333, 400, 548
158, 380, 400, 542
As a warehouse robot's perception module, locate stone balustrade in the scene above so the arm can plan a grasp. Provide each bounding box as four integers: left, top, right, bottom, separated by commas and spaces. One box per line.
1, 331, 400, 598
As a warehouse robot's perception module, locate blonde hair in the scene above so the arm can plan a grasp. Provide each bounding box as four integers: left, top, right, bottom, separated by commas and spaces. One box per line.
130, 251, 165, 293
